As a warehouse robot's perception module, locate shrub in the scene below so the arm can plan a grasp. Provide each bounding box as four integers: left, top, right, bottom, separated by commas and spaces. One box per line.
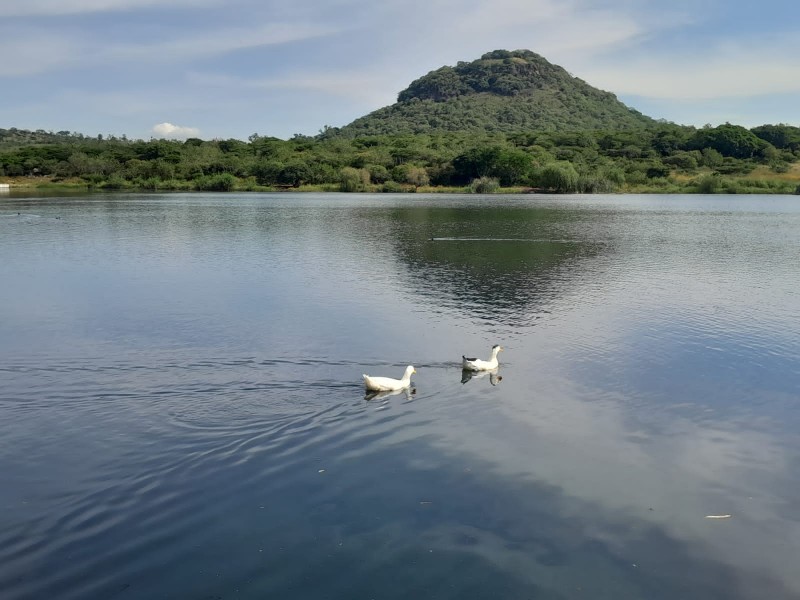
604, 166, 626, 187
404, 166, 430, 187
469, 176, 500, 193
624, 169, 647, 185
149, 179, 186, 191
714, 160, 755, 175
578, 175, 614, 193
663, 152, 698, 170
645, 164, 670, 179
339, 167, 370, 192
368, 164, 390, 184
137, 177, 161, 190
536, 162, 579, 193
194, 173, 236, 191
391, 164, 430, 187
4, 162, 25, 178
381, 180, 404, 193
699, 147, 724, 167
696, 174, 723, 194
100, 174, 127, 189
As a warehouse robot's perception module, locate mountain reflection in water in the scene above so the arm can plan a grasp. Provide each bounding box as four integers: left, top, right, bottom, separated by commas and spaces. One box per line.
0, 193, 798, 600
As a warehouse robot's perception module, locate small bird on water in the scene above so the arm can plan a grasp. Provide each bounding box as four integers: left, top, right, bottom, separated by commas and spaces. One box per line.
462, 345, 503, 371
362, 365, 417, 392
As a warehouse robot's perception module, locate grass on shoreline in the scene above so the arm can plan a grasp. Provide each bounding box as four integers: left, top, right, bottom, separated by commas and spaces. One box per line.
3, 174, 799, 195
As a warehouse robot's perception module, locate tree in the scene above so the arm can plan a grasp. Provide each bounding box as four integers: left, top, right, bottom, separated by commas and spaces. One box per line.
368, 164, 390, 184
689, 124, 770, 159
652, 127, 692, 155
751, 124, 800, 152
398, 66, 469, 102
452, 145, 532, 185
252, 160, 284, 185
277, 162, 313, 187
493, 148, 533, 185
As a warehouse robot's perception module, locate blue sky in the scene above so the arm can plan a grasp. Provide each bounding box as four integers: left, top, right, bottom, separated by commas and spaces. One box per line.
1, 0, 798, 140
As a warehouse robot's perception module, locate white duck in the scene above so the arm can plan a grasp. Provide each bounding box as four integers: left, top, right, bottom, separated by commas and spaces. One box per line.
363, 365, 416, 392
462, 345, 503, 371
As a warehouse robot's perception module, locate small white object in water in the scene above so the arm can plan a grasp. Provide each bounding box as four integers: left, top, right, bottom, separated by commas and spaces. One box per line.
704, 514, 732, 519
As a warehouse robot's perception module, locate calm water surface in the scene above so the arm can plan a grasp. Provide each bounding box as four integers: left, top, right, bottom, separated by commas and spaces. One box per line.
1, 193, 798, 599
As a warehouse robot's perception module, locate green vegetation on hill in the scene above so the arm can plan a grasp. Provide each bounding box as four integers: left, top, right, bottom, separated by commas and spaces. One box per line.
2, 49, 800, 195
0, 128, 120, 148
333, 50, 655, 137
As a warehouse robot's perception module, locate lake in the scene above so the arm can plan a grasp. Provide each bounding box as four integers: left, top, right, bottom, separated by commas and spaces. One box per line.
1, 192, 798, 600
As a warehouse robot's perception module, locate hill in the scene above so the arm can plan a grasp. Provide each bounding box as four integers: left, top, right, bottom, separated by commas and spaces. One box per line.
334, 50, 656, 137
0, 128, 98, 149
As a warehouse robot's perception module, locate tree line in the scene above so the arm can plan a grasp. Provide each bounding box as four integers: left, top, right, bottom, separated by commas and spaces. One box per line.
1, 123, 799, 194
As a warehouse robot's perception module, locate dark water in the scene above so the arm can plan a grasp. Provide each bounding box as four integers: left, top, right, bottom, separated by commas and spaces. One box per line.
1, 193, 798, 600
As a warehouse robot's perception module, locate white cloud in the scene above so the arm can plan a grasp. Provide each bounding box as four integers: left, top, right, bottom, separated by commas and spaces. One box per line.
151, 122, 199, 139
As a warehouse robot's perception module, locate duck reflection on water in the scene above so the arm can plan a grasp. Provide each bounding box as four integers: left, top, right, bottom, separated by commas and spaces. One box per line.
364, 386, 417, 402
461, 367, 502, 386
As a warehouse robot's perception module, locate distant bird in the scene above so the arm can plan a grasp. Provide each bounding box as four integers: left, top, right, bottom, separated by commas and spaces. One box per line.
462, 345, 503, 371
363, 365, 416, 392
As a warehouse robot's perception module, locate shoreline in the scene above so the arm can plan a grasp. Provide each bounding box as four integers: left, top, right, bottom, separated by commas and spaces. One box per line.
2, 177, 799, 195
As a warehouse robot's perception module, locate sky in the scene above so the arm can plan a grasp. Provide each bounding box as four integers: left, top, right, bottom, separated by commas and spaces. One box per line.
1, 0, 799, 141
